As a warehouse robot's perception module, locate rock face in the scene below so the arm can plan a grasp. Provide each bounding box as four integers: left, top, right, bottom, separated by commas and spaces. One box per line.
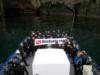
96, 0, 100, 6
30, 0, 83, 8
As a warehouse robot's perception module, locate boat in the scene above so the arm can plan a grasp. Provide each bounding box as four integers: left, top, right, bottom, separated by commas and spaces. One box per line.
0, 30, 100, 75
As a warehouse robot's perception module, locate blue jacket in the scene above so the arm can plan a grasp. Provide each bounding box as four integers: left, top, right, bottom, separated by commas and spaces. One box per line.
74, 56, 82, 65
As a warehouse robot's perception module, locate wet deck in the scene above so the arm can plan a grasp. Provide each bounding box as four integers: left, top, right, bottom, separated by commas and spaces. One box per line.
26, 56, 34, 75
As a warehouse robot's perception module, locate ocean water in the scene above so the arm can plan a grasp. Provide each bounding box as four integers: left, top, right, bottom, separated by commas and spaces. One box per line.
0, 15, 100, 66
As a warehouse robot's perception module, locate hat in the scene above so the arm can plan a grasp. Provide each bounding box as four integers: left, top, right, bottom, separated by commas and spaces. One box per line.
16, 49, 20, 54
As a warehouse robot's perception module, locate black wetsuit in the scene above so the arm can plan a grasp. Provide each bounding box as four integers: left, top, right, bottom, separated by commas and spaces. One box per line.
7, 63, 29, 75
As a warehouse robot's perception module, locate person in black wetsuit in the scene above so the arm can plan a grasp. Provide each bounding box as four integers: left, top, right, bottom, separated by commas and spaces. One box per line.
7, 57, 29, 75
15, 62, 29, 75
19, 43, 29, 66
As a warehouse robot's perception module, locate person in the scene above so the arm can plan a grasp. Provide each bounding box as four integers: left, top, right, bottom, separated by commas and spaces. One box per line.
52, 30, 56, 38
81, 50, 92, 65
19, 43, 29, 66
74, 51, 83, 64
74, 50, 83, 75
7, 57, 29, 75
67, 43, 76, 59
7, 61, 15, 75
27, 36, 35, 56
26, 37, 32, 56
7, 57, 20, 75
15, 62, 29, 75
15, 49, 22, 62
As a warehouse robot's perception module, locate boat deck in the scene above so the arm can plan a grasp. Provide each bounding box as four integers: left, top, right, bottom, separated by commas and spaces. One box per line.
26, 55, 34, 75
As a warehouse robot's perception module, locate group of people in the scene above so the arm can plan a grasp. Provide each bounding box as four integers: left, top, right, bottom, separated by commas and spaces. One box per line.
4, 56, 29, 75
18, 30, 72, 65
4, 30, 92, 75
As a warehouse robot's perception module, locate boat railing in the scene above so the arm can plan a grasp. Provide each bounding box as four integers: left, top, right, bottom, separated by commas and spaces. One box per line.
0, 50, 16, 75
92, 62, 100, 75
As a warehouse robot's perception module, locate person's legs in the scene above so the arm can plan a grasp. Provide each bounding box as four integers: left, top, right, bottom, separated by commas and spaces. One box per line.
74, 64, 83, 75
